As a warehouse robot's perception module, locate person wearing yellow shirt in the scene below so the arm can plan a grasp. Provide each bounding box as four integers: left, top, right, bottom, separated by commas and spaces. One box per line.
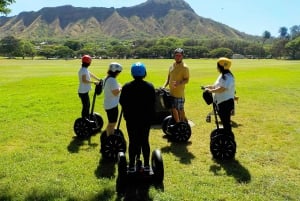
163, 48, 189, 123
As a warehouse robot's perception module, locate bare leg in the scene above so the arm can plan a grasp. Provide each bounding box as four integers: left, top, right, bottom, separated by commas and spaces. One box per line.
179, 110, 187, 122
106, 122, 116, 136
172, 108, 180, 123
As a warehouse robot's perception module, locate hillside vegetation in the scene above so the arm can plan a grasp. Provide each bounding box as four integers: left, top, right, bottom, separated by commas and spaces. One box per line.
0, 0, 257, 41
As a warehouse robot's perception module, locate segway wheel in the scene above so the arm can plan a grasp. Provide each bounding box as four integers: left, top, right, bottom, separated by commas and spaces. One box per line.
116, 152, 127, 195
100, 131, 108, 149
90, 113, 104, 134
171, 122, 192, 142
117, 152, 127, 176
161, 115, 174, 135
101, 133, 126, 160
210, 128, 235, 141
151, 149, 164, 183
210, 133, 236, 160
115, 129, 125, 139
73, 118, 91, 138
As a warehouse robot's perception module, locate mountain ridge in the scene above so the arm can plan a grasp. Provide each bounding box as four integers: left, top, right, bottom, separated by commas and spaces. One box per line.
0, 0, 257, 41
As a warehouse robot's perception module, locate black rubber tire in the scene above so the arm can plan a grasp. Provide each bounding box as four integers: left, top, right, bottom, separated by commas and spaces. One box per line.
101, 131, 126, 160
116, 152, 127, 195
73, 118, 91, 138
117, 152, 127, 175
161, 115, 174, 135
90, 113, 104, 134
171, 122, 192, 142
210, 131, 236, 160
151, 149, 164, 183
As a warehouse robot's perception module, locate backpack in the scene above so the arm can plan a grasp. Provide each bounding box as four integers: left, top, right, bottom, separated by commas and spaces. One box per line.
95, 79, 104, 95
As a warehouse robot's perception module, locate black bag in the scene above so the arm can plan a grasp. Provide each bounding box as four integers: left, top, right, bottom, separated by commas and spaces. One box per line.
156, 88, 172, 110
95, 79, 104, 95
203, 90, 213, 105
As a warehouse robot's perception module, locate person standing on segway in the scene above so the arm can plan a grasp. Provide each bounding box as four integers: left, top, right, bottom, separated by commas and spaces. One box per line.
120, 62, 156, 172
204, 57, 235, 135
78, 55, 101, 122
163, 48, 189, 123
103, 62, 122, 136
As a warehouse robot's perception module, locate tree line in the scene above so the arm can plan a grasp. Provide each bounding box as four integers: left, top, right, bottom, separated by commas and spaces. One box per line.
0, 29, 300, 60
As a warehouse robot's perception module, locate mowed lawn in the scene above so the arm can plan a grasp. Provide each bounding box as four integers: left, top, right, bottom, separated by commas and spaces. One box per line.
0, 58, 299, 201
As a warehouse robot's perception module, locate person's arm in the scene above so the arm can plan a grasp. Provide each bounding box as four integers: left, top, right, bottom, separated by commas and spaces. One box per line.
109, 79, 122, 96
205, 85, 214, 89
89, 72, 101, 81
82, 74, 98, 84
163, 73, 170, 88
208, 86, 226, 93
178, 76, 189, 85
111, 87, 121, 96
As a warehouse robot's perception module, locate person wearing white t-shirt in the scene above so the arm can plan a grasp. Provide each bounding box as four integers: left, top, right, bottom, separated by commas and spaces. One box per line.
205, 57, 235, 135
103, 62, 122, 136
78, 55, 100, 120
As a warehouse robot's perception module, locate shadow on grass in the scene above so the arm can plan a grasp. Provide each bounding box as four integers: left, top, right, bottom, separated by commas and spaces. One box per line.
1, 180, 127, 201
67, 136, 98, 153
21, 187, 116, 201
117, 180, 164, 201
231, 120, 242, 128
161, 139, 195, 164
0, 195, 12, 201
209, 159, 251, 183
95, 157, 117, 179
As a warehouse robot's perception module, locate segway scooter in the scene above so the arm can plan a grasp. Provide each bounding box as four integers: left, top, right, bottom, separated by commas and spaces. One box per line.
152, 88, 172, 125
157, 89, 191, 142
116, 149, 164, 195
202, 87, 236, 160
100, 110, 126, 160
73, 81, 104, 138
161, 115, 191, 142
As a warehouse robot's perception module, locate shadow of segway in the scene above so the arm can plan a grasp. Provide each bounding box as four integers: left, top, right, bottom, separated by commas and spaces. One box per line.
67, 136, 98, 153
94, 158, 116, 179
161, 141, 195, 164
120, 181, 164, 201
209, 159, 251, 183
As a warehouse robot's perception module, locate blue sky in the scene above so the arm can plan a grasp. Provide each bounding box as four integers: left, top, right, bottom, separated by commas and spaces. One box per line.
6, 0, 300, 37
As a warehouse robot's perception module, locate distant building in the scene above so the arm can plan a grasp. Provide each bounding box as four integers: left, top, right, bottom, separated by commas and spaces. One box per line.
232, 54, 245, 59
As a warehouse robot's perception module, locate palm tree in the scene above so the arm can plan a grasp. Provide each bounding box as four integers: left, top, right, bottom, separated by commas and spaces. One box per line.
261, 31, 271, 58
278, 27, 289, 39
262, 31, 271, 43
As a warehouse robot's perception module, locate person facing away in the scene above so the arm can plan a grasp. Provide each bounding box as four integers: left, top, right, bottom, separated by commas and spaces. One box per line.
119, 62, 156, 172
103, 62, 122, 136
78, 55, 100, 121
205, 57, 235, 135
163, 48, 189, 123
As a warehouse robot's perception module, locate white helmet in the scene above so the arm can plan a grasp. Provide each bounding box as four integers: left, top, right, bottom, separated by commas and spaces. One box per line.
109, 62, 122, 72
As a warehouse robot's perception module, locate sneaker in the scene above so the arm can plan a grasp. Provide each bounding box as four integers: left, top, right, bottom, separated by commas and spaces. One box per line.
128, 166, 135, 173
143, 165, 150, 172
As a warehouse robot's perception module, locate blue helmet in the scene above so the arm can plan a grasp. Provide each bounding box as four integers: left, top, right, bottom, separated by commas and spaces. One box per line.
131, 62, 146, 77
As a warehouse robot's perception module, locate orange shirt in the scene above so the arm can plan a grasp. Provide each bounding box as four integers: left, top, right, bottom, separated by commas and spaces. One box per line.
168, 62, 189, 98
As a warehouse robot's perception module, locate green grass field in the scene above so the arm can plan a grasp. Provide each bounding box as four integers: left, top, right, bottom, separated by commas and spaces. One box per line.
0, 58, 299, 201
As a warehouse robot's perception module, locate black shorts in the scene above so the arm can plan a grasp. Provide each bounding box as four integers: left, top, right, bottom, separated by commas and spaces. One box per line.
105, 106, 119, 123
